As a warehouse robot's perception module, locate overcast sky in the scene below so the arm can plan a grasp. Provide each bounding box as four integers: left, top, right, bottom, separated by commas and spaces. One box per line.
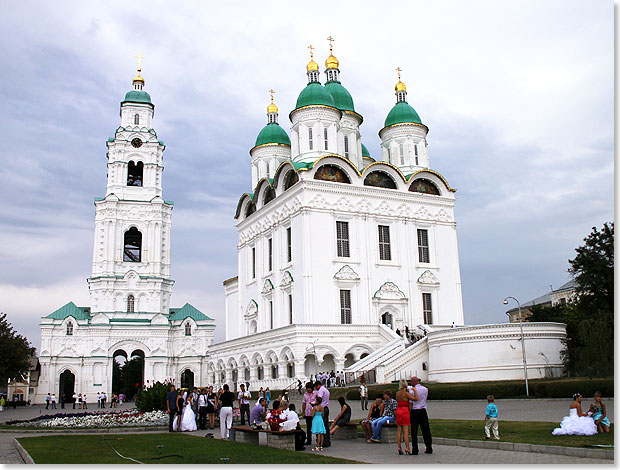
0, 0, 613, 348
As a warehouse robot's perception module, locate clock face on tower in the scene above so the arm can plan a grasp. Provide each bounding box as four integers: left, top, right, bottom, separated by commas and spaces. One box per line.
131, 138, 143, 148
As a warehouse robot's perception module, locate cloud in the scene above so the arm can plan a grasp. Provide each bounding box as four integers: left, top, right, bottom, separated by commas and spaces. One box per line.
0, 0, 612, 349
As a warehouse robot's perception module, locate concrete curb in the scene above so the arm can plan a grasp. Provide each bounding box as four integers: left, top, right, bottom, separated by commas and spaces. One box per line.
1, 426, 167, 434
13, 438, 35, 464
424, 437, 614, 460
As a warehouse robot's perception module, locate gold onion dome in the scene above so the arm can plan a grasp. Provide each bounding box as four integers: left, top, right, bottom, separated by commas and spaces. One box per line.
325, 53, 339, 69
267, 101, 278, 113
133, 69, 145, 84
306, 59, 319, 72
395, 80, 406, 92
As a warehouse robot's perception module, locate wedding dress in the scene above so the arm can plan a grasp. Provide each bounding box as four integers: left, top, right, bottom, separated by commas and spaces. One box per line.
552, 408, 597, 435
173, 400, 198, 432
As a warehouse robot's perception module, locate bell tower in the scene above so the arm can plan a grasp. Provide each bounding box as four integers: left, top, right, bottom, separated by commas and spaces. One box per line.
88, 56, 174, 316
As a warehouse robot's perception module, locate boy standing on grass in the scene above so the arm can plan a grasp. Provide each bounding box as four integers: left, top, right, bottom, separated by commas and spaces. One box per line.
484, 395, 500, 440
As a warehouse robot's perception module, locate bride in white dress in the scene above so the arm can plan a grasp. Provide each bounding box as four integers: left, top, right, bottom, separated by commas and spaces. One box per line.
173, 392, 198, 432
552, 393, 597, 436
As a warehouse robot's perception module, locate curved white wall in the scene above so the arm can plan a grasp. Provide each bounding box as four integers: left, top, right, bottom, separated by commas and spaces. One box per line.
427, 322, 567, 383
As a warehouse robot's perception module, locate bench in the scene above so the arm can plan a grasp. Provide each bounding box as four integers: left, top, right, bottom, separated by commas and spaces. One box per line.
231, 426, 297, 451
328, 420, 358, 440
379, 423, 398, 443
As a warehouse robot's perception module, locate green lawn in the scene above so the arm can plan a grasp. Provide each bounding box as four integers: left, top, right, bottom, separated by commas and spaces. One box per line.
18, 433, 359, 464
428, 419, 613, 448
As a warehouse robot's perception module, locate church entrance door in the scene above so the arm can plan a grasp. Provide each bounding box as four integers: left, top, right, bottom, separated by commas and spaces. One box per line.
59, 370, 75, 404
181, 369, 194, 389
381, 312, 393, 329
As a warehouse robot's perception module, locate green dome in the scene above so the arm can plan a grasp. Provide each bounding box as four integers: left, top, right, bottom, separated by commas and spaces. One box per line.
122, 90, 152, 104
324, 81, 355, 112
384, 101, 422, 127
295, 82, 335, 110
254, 122, 291, 147
361, 143, 370, 158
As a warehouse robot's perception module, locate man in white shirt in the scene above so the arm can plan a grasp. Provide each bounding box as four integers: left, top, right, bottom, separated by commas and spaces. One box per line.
238, 384, 251, 425
72, 393, 78, 409
198, 389, 208, 430
360, 383, 368, 410
409, 376, 432, 455
96, 392, 101, 408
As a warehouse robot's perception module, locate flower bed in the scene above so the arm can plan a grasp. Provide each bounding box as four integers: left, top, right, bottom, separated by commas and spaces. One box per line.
6, 410, 167, 428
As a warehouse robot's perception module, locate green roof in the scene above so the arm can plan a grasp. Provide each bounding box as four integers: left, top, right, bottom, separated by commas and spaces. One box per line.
46, 302, 91, 320
361, 143, 370, 158
254, 122, 291, 147
290, 162, 313, 170
168, 303, 213, 321
295, 82, 335, 110
122, 90, 152, 105
384, 101, 422, 127
324, 81, 355, 112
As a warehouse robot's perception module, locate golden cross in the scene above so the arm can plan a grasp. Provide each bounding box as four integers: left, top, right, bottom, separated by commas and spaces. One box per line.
269, 89, 275, 103
308, 44, 314, 59
327, 36, 334, 52
135, 52, 145, 72
396, 67, 402, 80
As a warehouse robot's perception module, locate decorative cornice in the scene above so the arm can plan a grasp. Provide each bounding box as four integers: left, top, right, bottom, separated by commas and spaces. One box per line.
373, 281, 407, 300
334, 265, 360, 281
280, 271, 294, 288
244, 300, 258, 319
261, 279, 274, 295
417, 270, 439, 285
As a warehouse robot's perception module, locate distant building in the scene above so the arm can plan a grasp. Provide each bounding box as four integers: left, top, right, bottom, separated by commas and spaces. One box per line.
506, 280, 577, 322
7, 357, 40, 403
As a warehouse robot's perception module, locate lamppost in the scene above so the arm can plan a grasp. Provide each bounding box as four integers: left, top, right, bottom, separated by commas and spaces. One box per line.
503, 296, 529, 397
308, 340, 319, 379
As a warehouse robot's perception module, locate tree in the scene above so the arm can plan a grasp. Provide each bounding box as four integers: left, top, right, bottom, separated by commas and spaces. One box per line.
529, 223, 614, 377
569, 222, 614, 319
0, 313, 36, 384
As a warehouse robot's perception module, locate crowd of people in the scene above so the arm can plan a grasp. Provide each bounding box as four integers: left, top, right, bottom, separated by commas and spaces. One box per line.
161, 376, 434, 455
41, 391, 127, 410
309, 371, 348, 388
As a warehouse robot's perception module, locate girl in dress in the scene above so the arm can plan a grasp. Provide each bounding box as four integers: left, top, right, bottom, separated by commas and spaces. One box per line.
395, 378, 418, 455
552, 393, 597, 436
590, 391, 610, 433
311, 396, 326, 452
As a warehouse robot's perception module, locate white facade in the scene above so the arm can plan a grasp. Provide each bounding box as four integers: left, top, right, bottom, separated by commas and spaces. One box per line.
205, 50, 566, 389
35, 73, 215, 404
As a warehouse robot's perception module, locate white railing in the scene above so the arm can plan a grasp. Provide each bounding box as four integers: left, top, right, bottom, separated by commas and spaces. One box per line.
345, 337, 405, 374
381, 337, 429, 382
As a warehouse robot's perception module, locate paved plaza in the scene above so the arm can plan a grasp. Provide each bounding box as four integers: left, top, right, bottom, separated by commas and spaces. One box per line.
0, 399, 613, 464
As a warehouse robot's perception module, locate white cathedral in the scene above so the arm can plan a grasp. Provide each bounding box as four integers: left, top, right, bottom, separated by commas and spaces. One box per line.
34, 44, 566, 402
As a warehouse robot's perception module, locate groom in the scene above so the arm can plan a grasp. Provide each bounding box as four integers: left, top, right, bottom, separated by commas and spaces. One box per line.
166, 385, 179, 432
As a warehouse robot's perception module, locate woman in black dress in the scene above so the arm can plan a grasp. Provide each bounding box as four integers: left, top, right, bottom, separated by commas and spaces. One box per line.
206, 386, 218, 429
329, 396, 352, 436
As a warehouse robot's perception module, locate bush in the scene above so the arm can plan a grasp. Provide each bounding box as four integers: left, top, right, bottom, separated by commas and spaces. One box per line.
135, 381, 172, 412
328, 377, 613, 401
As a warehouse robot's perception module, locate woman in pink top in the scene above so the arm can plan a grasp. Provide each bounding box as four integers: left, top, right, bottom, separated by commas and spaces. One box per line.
302, 382, 318, 446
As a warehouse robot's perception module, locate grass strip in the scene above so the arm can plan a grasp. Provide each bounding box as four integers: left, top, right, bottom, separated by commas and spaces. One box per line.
17, 433, 359, 464
427, 419, 613, 448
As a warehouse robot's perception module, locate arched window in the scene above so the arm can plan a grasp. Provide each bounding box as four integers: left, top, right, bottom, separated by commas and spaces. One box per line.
185, 322, 192, 336
123, 227, 142, 262
314, 165, 351, 183
308, 127, 313, 150
263, 187, 275, 205
409, 178, 440, 195
127, 295, 135, 313
284, 170, 299, 190
134, 114, 140, 125
66, 322, 73, 336
245, 201, 256, 217
324, 128, 328, 150
364, 171, 397, 189
127, 161, 143, 187
344, 135, 349, 158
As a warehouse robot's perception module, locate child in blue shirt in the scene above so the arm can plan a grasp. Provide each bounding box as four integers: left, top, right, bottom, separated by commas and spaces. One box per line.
485, 395, 499, 440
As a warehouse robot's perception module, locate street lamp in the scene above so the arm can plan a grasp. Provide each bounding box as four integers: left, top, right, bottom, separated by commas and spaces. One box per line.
308, 340, 319, 379
503, 296, 529, 397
